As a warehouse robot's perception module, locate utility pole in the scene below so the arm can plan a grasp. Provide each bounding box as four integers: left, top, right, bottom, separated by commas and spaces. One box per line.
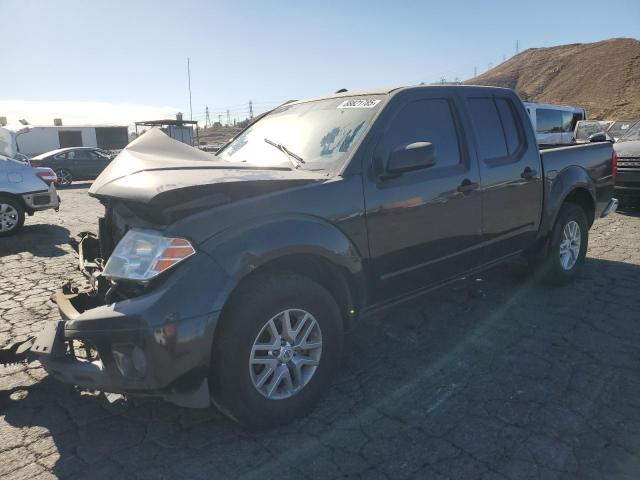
226, 109, 230, 126
187, 57, 193, 121
516, 40, 519, 55
474, 66, 477, 77
205, 106, 211, 128
218, 114, 222, 126
249, 100, 254, 119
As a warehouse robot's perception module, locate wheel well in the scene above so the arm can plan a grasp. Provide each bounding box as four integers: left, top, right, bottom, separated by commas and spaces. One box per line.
564, 188, 595, 227
0, 192, 27, 212
227, 254, 360, 331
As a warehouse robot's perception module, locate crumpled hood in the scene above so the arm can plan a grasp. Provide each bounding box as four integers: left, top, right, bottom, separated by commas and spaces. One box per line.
89, 128, 326, 209
614, 140, 640, 157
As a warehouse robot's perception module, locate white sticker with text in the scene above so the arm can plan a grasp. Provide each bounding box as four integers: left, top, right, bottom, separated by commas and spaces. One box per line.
337, 99, 381, 109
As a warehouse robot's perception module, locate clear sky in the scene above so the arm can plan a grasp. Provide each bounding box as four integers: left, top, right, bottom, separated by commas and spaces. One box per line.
1, 0, 639, 125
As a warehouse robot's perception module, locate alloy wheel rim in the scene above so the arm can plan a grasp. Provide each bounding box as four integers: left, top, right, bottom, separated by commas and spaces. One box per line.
249, 308, 322, 400
56, 170, 72, 185
559, 220, 581, 271
0, 203, 19, 232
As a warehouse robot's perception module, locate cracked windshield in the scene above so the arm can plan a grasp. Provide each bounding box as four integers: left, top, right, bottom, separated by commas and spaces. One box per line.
218, 97, 383, 170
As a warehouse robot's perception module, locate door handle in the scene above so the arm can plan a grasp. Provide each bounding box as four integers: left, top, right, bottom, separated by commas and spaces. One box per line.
457, 179, 479, 194
521, 167, 537, 179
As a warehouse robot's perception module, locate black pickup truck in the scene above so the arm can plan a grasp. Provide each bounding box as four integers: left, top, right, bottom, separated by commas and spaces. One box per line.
20, 86, 617, 428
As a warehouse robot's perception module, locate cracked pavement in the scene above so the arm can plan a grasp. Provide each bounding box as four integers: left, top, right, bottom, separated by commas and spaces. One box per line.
1, 185, 640, 479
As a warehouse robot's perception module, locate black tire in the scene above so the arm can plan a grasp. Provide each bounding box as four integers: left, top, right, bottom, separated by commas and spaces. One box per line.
54, 168, 73, 187
210, 273, 343, 429
0, 195, 25, 237
540, 202, 589, 285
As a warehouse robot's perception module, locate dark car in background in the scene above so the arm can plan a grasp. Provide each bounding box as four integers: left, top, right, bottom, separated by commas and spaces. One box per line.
29, 147, 113, 186
613, 121, 640, 204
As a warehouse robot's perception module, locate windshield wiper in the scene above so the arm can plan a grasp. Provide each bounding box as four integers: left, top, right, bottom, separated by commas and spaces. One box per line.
264, 138, 305, 169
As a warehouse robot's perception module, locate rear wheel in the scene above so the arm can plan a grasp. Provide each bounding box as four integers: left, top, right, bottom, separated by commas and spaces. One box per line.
540, 202, 589, 284
0, 196, 25, 237
55, 168, 73, 187
211, 273, 343, 429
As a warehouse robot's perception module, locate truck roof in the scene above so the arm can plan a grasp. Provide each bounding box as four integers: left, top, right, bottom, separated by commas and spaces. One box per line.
290, 84, 515, 106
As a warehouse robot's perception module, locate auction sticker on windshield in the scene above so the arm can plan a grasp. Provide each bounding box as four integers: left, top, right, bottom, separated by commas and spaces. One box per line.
337, 99, 381, 109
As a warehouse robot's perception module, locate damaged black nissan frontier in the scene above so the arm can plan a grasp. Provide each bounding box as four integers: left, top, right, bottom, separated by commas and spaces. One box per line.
23, 86, 617, 428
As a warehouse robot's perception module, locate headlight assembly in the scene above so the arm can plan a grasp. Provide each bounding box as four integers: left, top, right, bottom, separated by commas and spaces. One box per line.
103, 229, 195, 282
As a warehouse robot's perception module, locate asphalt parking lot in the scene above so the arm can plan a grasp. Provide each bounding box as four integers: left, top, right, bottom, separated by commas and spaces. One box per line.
1, 185, 640, 480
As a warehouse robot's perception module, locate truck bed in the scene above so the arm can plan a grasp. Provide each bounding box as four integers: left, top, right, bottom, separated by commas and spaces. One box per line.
540, 142, 615, 220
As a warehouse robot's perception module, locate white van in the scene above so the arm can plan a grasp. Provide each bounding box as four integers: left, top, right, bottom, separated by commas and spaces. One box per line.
524, 102, 587, 146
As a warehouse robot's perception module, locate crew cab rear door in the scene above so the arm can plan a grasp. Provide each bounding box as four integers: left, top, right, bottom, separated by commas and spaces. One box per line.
363, 89, 483, 302
460, 92, 543, 260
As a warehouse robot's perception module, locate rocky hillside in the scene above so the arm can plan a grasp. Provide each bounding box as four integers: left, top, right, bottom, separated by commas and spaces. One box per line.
465, 38, 640, 120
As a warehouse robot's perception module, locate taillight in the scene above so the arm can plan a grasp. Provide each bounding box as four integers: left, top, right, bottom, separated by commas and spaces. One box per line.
30, 160, 43, 167
611, 151, 617, 183
36, 169, 57, 185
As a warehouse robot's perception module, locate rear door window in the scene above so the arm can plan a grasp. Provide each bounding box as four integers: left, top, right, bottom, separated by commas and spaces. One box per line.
495, 98, 524, 156
468, 97, 525, 162
468, 98, 508, 160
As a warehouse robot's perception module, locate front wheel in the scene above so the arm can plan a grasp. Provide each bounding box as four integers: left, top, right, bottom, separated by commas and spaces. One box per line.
540, 202, 589, 284
211, 273, 343, 429
0, 196, 25, 237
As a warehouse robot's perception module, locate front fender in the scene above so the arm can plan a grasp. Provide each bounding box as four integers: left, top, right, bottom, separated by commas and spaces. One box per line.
203, 214, 364, 279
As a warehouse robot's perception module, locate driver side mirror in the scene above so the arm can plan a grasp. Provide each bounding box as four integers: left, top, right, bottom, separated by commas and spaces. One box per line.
588, 133, 608, 143
386, 142, 437, 174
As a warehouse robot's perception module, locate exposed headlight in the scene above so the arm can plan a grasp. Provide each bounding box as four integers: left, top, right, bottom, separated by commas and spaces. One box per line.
103, 229, 195, 282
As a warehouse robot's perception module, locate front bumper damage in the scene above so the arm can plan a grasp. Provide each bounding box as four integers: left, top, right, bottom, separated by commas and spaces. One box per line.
2, 233, 226, 408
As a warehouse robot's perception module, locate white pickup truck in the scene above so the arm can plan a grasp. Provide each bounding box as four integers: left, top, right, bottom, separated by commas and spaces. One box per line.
524, 102, 587, 147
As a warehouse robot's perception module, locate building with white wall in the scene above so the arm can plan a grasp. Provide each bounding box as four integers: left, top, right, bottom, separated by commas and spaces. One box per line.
15, 125, 129, 156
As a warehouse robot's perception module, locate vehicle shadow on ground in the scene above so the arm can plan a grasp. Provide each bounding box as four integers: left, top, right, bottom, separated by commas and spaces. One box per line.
56, 181, 93, 190
616, 202, 640, 218
2, 257, 640, 478
0, 224, 72, 257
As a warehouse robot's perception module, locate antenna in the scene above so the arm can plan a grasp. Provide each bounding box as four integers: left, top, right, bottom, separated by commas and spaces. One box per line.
205, 106, 211, 128
474, 66, 477, 77
516, 40, 519, 55
187, 57, 193, 121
